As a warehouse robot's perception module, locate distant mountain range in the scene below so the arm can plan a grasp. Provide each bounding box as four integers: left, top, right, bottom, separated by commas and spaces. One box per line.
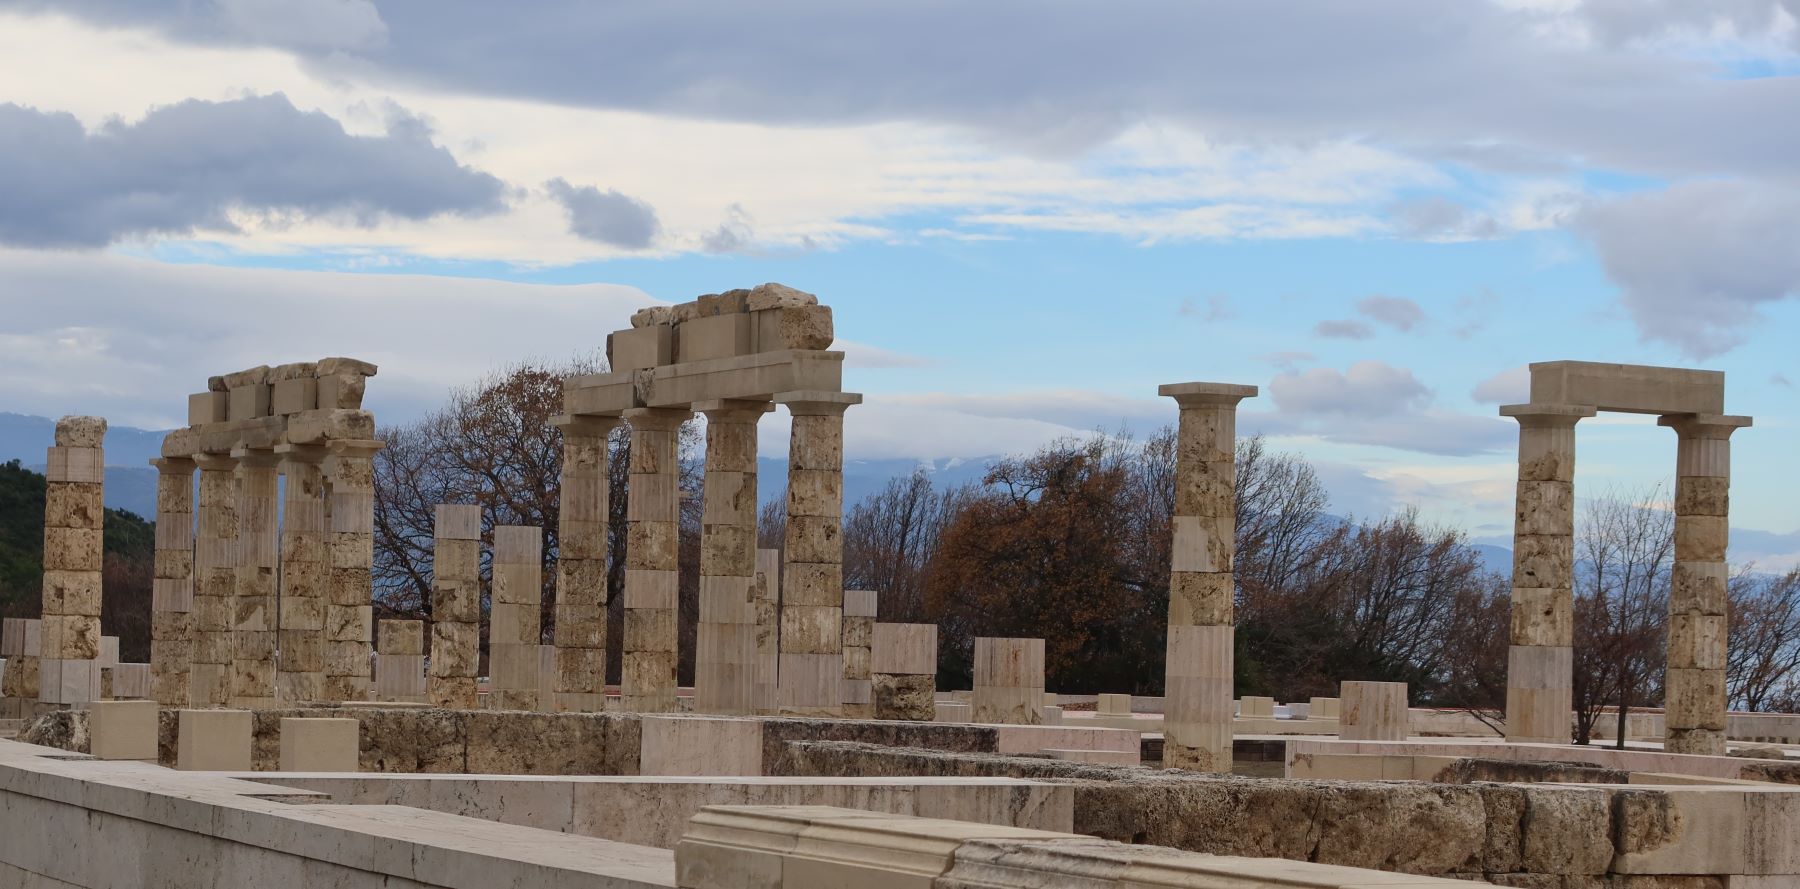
0, 412, 164, 519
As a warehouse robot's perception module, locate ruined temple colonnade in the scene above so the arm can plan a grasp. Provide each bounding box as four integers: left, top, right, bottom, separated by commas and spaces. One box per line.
1501, 361, 1751, 755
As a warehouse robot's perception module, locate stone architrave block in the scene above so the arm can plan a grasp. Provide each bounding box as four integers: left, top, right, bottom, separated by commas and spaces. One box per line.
609, 324, 673, 371
278, 717, 360, 772
176, 708, 253, 771
188, 392, 228, 425
89, 700, 159, 760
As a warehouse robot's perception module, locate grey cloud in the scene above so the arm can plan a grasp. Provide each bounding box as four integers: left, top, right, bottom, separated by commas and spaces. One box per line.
1389, 196, 1500, 241
1577, 180, 1800, 358
1356, 294, 1425, 331
13, 1, 1800, 180
0, 94, 505, 249
1248, 361, 1512, 456
544, 178, 660, 249
701, 204, 755, 254
0, 0, 389, 51
1314, 319, 1374, 340
1774, 373, 1793, 388
1579, 0, 1800, 49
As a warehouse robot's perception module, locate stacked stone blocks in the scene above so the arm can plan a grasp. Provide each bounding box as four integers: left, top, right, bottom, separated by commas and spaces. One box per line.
553, 417, 617, 712
489, 525, 544, 711
694, 401, 768, 715
972, 637, 1044, 725
230, 447, 280, 708
275, 445, 326, 703
840, 589, 877, 718
40, 416, 106, 706
375, 619, 426, 703
428, 504, 482, 708
871, 622, 937, 720
777, 390, 860, 716
621, 407, 688, 713
150, 457, 195, 706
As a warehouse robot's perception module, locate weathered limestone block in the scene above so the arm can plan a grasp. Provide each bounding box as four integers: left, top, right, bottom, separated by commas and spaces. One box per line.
873, 673, 936, 721
1340, 680, 1408, 741
622, 408, 688, 713
973, 637, 1044, 726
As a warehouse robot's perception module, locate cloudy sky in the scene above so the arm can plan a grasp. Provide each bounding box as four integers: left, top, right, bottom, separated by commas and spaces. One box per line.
1, 1, 1797, 564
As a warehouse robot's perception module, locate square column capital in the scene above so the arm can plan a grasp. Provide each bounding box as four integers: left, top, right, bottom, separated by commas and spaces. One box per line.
694, 399, 775, 422
552, 413, 624, 437
1658, 413, 1753, 439
1158, 382, 1258, 408
1499, 403, 1595, 427
148, 456, 196, 474
622, 406, 693, 431
774, 390, 861, 416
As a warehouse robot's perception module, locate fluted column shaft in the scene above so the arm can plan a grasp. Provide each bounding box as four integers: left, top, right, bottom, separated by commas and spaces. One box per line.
191, 454, 238, 707
553, 416, 620, 711
322, 442, 381, 702
695, 401, 769, 715
1159, 383, 1256, 772
150, 456, 195, 707
775, 391, 860, 717
230, 448, 280, 707
621, 407, 690, 712
1661, 413, 1751, 755
428, 504, 482, 708
276, 446, 327, 703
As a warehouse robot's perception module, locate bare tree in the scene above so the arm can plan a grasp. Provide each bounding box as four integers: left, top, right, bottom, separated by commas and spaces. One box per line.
1728, 567, 1800, 711
1572, 485, 1672, 747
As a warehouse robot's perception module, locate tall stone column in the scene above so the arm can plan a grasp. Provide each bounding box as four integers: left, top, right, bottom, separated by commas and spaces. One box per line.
753, 549, 781, 714
230, 448, 280, 708
774, 391, 860, 716
1660, 413, 1751, 756
323, 442, 382, 702
1158, 383, 1256, 772
190, 453, 238, 707
552, 415, 619, 712
429, 504, 482, 708
150, 456, 195, 707
694, 400, 769, 715
621, 407, 690, 713
489, 524, 544, 711
1501, 404, 1592, 744
40, 417, 107, 706
275, 445, 327, 703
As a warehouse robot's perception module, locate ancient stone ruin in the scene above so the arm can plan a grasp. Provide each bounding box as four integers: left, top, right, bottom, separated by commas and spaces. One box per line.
0, 291, 1792, 888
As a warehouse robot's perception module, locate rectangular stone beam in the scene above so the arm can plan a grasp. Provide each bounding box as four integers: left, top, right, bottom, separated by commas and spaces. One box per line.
563, 350, 844, 415
1527, 361, 1724, 415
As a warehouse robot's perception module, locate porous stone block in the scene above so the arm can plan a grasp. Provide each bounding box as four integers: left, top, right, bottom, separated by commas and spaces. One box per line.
177, 708, 253, 770
872, 673, 935, 721
752, 304, 834, 351
89, 700, 159, 760
278, 717, 360, 772
54, 415, 107, 448
378, 619, 425, 656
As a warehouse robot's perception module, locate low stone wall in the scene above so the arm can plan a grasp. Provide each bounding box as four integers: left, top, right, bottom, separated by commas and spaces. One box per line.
771, 739, 1788, 885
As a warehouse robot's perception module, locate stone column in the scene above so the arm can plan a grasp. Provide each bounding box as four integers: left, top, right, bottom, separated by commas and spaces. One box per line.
489, 524, 544, 711
275, 446, 327, 703
428, 504, 481, 709
1660, 413, 1751, 756
1159, 382, 1256, 773
1500, 404, 1592, 744
190, 453, 238, 707
872, 622, 937, 721
375, 618, 426, 703
323, 442, 382, 703
150, 456, 195, 708
841, 590, 877, 718
620, 407, 690, 713
1341, 680, 1409, 741
972, 637, 1044, 725
753, 548, 781, 715
40, 417, 107, 706
774, 391, 860, 716
230, 448, 280, 708
694, 400, 769, 715
553, 415, 619, 712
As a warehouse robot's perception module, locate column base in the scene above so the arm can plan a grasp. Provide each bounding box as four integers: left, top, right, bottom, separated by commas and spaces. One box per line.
1504, 644, 1572, 744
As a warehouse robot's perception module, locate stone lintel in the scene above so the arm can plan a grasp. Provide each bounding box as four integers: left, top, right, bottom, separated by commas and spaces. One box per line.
1528, 360, 1723, 415
1157, 382, 1259, 406
272, 442, 329, 463
621, 406, 693, 430
693, 398, 775, 416
323, 438, 386, 458
148, 456, 196, 472
564, 349, 845, 414
228, 446, 283, 467
550, 413, 623, 436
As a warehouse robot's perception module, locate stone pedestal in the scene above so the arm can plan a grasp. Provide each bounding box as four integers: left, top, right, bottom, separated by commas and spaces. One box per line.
230, 449, 280, 708
972, 637, 1044, 725
1500, 404, 1591, 744
39, 417, 106, 707
176, 708, 252, 771
90, 700, 159, 760
375, 619, 426, 703
191, 454, 238, 708
1159, 382, 1256, 772
553, 416, 618, 712
279, 717, 360, 772
1238, 696, 1275, 718
752, 549, 781, 715
1660, 413, 1750, 756
621, 407, 690, 713
774, 391, 860, 717
871, 622, 937, 721
428, 504, 482, 709
150, 457, 195, 707
323, 442, 382, 703
1341, 680, 1409, 741
1097, 694, 1131, 716
275, 446, 326, 704
489, 525, 544, 711
694, 401, 768, 716
841, 590, 877, 718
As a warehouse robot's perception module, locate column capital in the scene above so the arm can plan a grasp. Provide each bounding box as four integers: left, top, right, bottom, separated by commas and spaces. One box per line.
149, 455, 195, 473
323, 438, 387, 459
273, 442, 329, 463
1658, 413, 1753, 439
552, 413, 624, 436
1158, 382, 1258, 408
694, 398, 774, 422
229, 446, 283, 468
773, 390, 861, 416
191, 452, 238, 472
621, 406, 693, 431
1499, 403, 1595, 427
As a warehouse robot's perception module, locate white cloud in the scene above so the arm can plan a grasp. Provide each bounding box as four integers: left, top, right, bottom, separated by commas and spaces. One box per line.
1249, 361, 1513, 456
1356, 294, 1426, 331
1471, 365, 1530, 404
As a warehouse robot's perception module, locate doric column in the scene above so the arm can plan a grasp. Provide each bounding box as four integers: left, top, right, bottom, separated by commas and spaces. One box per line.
552, 415, 620, 712
753, 549, 781, 715
620, 407, 690, 713
1158, 382, 1256, 772
489, 524, 544, 711
774, 390, 860, 716
428, 504, 481, 708
694, 400, 770, 715
150, 456, 195, 707
230, 448, 280, 708
1660, 413, 1751, 756
1501, 403, 1592, 744
40, 416, 107, 706
322, 441, 382, 703
275, 445, 327, 703
842, 590, 877, 718
190, 453, 238, 707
